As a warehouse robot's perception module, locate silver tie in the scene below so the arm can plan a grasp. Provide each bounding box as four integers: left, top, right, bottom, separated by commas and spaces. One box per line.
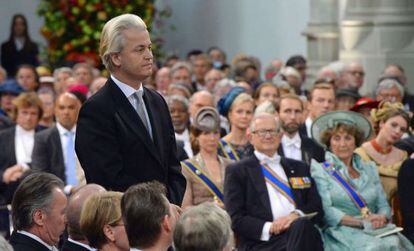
133, 91, 150, 136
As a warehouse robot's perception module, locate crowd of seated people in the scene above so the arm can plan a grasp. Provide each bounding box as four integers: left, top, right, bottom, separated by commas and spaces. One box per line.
1, 12, 414, 250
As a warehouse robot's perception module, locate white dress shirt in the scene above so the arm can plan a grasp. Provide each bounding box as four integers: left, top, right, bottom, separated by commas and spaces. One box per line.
67, 238, 95, 251
305, 117, 313, 137
111, 75, 152, 135
14, 38, 24, 51
15, 125, 35, 169
254, 151, 297, 241
17, 230, 56, 251
175, 128, 193, 158
281, 133, 302, 161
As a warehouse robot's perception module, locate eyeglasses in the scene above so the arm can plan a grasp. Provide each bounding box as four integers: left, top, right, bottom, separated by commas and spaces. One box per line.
252, 129, 279, 137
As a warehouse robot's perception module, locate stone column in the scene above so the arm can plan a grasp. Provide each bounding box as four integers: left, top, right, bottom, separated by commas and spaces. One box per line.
303, 0, 340, 87
340, 0, 414, 96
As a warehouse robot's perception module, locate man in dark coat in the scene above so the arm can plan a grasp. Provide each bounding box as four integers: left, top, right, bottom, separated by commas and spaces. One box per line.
224, 114, 323, 251
75, 14, 186, 205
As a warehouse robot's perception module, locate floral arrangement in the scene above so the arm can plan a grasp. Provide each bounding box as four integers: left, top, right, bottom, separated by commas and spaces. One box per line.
38, 0, 169, 68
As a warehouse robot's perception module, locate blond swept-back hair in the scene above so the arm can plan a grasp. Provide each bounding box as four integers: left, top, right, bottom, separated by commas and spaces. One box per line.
80, 191, 123, 249
100, 14, 147, 72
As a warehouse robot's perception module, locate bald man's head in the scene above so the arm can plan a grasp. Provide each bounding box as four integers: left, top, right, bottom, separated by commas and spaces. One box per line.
189, 91, 214, 120
66, 184, 106, 241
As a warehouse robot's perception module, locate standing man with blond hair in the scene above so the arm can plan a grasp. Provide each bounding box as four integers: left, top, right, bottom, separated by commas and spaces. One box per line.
75, 14, 186, 204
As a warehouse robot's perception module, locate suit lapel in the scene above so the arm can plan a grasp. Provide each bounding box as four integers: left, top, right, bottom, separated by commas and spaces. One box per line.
280, 158, 302, 205
246, 156, 272, 217
108, 80, 161, 165
277, 143, 285, 157
52, 127, 66, 180
143, 88, 164, 161
9, 127, 17, 164
300, 138, 310, 165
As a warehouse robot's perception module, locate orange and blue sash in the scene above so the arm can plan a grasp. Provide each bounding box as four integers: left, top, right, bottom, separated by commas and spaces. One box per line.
218, 139, 240, 161
181, 160, 224, 203
261, 163, 296, 205
322, 161, 370, 217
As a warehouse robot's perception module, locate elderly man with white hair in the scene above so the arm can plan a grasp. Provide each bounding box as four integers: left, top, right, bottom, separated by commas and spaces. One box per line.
280, 66, 303, 96
375, 78, 404, 103
173, 203, 233, 251
224, 113, 324, 251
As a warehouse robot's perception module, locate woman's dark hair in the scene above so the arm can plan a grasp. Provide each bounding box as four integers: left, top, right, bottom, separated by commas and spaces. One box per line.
320, 123, 365, 149
9, 14, 31, 43
190, 126, 220, 155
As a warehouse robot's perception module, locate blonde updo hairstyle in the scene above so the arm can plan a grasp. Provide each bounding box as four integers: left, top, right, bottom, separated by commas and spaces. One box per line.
370, 101, 409, 134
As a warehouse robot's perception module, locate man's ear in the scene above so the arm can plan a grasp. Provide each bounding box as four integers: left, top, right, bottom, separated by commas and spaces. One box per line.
111, 53, 122, 68
246, 128, 253, 143
161, 215, 172, 233
32, 209, 45, 226
103, 224, 115, 242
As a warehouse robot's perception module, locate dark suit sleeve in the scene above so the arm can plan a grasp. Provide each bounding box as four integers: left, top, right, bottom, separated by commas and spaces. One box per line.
398, 159, 414, 240
224, 164, 267, 241
31, 133, 50, 172
75, 100, 137, 191
162, 97, 186, 205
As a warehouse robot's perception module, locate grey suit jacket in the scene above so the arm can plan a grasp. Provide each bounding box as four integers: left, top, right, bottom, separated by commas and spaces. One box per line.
31, 126, 66, 181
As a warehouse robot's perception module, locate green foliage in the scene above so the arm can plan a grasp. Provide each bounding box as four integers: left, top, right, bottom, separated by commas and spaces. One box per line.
37, 0, 168, 68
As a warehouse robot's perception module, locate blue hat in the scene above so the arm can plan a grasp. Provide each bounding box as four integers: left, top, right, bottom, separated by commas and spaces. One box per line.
217, 86, 245, 117
0, 80, 24, 96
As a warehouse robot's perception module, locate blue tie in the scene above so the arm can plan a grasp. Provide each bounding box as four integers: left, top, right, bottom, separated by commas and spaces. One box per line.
64, 131, 77, 186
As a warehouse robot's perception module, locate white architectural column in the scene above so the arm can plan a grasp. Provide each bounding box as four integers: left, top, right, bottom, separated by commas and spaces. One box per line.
303, 0, 340, 87
340, 0, 414, 96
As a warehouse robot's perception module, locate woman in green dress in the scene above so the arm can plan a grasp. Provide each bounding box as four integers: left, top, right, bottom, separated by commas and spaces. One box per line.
310, 111, 413, 251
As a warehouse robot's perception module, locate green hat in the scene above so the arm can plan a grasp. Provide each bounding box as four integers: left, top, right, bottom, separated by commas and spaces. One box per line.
311, 111, 372, 148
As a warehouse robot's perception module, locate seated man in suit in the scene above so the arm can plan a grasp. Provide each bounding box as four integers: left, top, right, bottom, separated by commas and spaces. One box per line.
277, 94, 325, 165
62, 184, 106, 251
9, 173, 67, 251
32, 92, 85, 194
224, 113, 324, 251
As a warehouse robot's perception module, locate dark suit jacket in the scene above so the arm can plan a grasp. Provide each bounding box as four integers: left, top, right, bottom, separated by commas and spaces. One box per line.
298, 123, 309, 138
0, 126, 40, 204
278, 134, 325, 165
0, 127, 17, 204
224, 155, 323, 249
398, 158, 414, 243
176, 140, 188, 161
75, 78, 186, 204
1, 40, 39, 77
60, 239, 90, 251
9, 232, 51, 251
31, 126, 66, 182
395, 136, 414, 156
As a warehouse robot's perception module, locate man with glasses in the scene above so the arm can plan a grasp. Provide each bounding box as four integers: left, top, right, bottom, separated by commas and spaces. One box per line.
224, 113, 323, 251
341, 62, 365, 92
